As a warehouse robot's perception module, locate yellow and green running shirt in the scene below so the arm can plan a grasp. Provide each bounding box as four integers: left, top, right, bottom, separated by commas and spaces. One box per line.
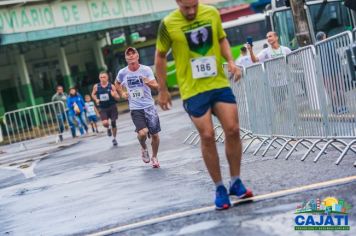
156, 4, 229, 100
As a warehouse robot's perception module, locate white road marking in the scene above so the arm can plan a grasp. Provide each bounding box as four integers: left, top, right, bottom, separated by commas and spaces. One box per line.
88, 175, 356, 236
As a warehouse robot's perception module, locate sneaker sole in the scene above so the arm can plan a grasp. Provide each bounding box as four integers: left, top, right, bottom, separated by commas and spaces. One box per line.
230, 189, 254, 199
215, 204, 231, 210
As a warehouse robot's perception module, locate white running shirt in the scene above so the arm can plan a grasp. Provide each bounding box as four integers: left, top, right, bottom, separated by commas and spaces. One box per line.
116, 65, 155, 110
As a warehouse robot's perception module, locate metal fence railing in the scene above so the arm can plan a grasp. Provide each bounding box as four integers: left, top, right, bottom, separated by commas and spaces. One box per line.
2, 101, 68, 144
229, 67, 251, 137
183, 117, 224, 146
182, 31, 356, 165
243, 63, 278, 155
227, 31, 356, 165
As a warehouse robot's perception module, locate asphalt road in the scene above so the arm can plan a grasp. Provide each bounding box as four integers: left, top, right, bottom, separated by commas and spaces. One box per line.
0, 99, 355, 236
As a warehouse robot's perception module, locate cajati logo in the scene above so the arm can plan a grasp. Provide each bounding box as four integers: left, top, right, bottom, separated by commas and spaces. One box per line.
294, 197, 352, 231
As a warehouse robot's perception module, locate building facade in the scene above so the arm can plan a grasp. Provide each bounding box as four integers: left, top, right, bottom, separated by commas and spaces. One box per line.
0, 0, 252, 115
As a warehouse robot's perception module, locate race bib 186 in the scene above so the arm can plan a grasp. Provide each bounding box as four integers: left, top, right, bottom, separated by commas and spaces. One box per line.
129, 88, 144, 99
190, 56, 217, 79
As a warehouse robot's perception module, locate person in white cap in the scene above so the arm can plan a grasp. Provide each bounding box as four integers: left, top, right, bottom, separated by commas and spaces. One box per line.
115, 47, 161, 168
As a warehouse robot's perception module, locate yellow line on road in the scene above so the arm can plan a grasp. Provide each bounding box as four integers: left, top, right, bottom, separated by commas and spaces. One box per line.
88, 175, 356, 236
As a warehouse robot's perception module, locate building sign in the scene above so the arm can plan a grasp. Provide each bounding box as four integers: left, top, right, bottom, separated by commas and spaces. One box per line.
0, 0, 177, 34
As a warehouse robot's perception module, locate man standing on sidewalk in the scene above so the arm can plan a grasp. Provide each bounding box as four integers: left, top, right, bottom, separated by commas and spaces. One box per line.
115, 47, 161, 168
155, 0, 253, 209
91, 72, 120, 146
52, 85, 70, 141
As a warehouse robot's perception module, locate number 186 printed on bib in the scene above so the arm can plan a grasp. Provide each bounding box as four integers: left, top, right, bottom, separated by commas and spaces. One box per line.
190, 56, 217, 79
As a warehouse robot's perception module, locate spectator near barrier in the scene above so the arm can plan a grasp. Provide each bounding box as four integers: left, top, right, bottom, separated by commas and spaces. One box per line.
51, 85, 70, 141
247, 31, 291, 63
67, 87, 88, 137
235, 46, 253, 67
247, 31, 292, 105
316, 31, 327, 42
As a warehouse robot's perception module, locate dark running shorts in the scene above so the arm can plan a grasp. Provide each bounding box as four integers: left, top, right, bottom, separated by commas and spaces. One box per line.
131, 106, 161, 135
183, 87, 236, 117
99, 104, 118, 121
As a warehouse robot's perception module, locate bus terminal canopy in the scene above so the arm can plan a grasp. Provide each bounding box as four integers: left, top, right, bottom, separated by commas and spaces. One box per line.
0, 0, 254, 45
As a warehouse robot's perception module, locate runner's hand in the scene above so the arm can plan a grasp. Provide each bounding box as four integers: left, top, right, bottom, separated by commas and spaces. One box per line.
228, 61, 242, 82
111, 87, 119, 99
158, 90, 172, 111
143, 77, 151, 84
95, 99, 100, 106
122, 92, 128, 100
246, 43, 253, 52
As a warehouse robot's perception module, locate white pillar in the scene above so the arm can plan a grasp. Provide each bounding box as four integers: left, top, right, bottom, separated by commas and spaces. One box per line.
58, 47, 71, 77
15, 54, 36, 106
93, 39, 108, 71
58, 47, 74, 89
15, 54, 31, 85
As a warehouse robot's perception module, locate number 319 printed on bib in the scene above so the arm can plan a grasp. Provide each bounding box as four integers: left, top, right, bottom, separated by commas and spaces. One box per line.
191, 56, 217, 79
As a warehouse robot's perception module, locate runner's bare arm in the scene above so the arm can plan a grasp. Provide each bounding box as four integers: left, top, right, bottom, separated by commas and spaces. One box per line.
91, 84, 100, 105
143, 77, 159, 91
114, 81, 123, 96
155, 50, 172, 110
110, 84, 120, 101
219, 37, 242, 81
114, 81, 128, 100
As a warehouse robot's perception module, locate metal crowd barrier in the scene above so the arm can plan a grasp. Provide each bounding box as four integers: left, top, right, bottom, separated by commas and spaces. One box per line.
243, 64, 278, 155
314, 31, 356, 164
227, 31, 356, 165
229, 66, 252, 140
281, 45, 330, 160
183, 116, 224, 146
2, 101, 68, 144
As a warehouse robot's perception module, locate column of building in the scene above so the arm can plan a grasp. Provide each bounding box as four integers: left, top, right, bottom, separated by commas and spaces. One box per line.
93, 38, 108, 72
0, 94, 4, 116
15, 54, 36, 107
58, 47, 74, 90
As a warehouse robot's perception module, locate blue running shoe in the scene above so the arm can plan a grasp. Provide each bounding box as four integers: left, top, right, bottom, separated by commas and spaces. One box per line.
215, 186, 231, 210
229, 178, 253, 199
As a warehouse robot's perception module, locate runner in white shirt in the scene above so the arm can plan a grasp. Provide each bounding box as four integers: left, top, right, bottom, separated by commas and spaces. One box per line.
115, 47, 161, 168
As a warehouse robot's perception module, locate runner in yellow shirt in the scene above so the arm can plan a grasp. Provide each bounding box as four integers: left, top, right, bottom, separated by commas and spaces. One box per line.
155, 0, 253, 210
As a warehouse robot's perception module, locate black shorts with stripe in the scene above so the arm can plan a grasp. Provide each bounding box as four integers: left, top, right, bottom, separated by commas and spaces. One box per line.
130, 106, 161, 135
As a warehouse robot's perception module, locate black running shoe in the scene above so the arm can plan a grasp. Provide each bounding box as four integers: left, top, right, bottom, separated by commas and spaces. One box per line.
112, 139, 118, 146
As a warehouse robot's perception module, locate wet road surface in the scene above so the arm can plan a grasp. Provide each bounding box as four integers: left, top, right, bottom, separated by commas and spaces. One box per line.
0, 99, 355, 236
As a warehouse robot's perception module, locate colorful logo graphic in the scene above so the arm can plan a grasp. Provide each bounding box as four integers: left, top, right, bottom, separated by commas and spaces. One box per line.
294, 197, 352, 231
183, 21, 213, 56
